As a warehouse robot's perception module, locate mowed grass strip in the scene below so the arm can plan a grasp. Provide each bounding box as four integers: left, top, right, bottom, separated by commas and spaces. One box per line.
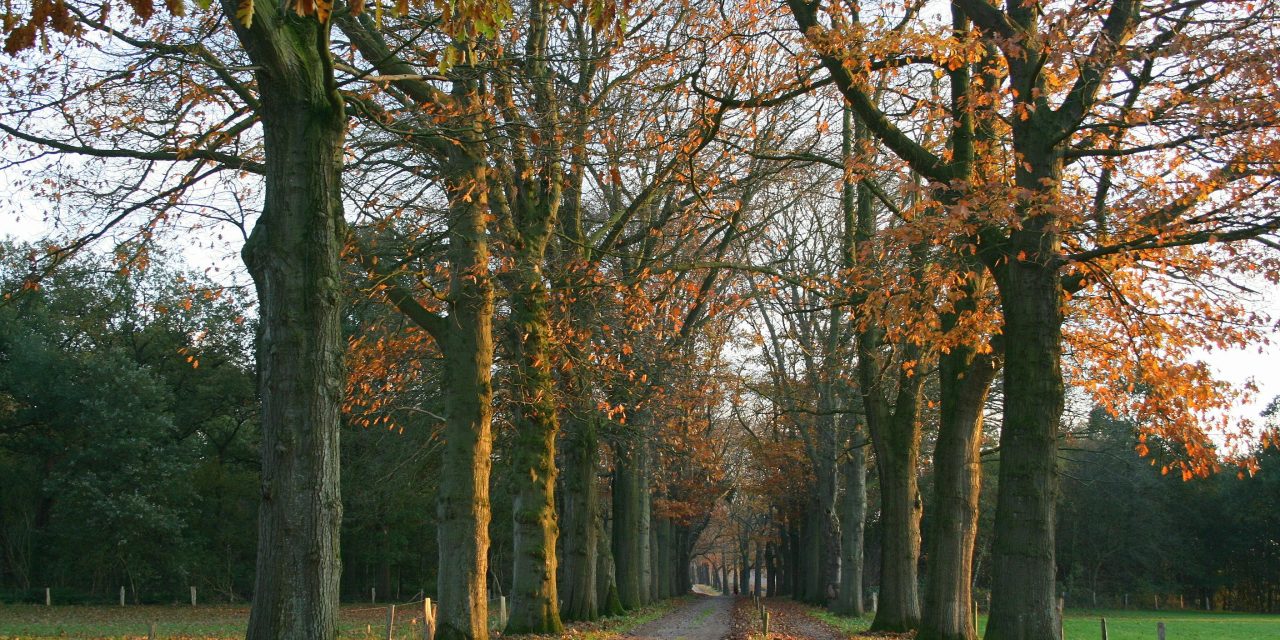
0, 603, 424, 639
0, 597, 682, 640
814, 607, 1280, 640
1057, 609, 1280, 640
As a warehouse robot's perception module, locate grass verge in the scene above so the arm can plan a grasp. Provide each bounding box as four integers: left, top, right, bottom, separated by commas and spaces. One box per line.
0, 598, 683, 640
810, 608, 873, 637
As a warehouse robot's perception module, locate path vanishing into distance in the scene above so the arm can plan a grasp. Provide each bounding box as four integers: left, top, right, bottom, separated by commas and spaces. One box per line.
622, 594, 849, 640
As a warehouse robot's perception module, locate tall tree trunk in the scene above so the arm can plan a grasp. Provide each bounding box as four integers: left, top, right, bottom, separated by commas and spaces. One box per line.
559, 409, 599, 621
597, 504, 624, 616
612, 439, 642, 609
436, 119, 496, 640
816, 398, 842, 607
506, 262, 563, 634
921, 331, 999, 640
649, 511, 661, 602
802, 501, 824, 603
787, 521, 802, 597
766, 541, 777, 597
984, 133, 1066, 640
851, 104, 925, 631
499, 0, 564, 628
638, 439, 653, 605
870, 428, 923, 631
754, 542, 763, 597
232, 7, 345, 638
836, 425, 867, 616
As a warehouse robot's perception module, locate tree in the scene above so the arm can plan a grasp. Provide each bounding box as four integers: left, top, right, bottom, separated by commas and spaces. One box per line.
4, 0, 353, 633
0, 245, 258, 602
784, 1, 1280, 637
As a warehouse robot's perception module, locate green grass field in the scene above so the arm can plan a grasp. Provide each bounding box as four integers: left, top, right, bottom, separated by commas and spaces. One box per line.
0, 604, 412, 639
0, 598, 677, 639
1058, 609, 1280, 640
816, 607, 1280, 640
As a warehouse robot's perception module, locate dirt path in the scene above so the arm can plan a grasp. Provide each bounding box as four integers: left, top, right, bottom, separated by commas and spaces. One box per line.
755, 599, 847, 640
623, 596, 733, 640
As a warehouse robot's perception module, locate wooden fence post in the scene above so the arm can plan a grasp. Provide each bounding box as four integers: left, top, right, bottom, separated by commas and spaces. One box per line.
120, 586, 126, 607
372, 587, 377, 604
1157, 621, 1166, 640
45, 587, 50, 606
499, 595, 507, 629
148, 622, 156, 640
423, 598, 434, 640
871, 592, 878, 613
762, 610, 770, 636
1056, 596, 1064, 640
190, 586, 196, 607
1100, 617, 1108, 640
386, 604, 396, 640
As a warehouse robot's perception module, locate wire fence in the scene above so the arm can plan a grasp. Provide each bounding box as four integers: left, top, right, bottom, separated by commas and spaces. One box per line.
340, 595, 438, 640
340, 594, 513, 640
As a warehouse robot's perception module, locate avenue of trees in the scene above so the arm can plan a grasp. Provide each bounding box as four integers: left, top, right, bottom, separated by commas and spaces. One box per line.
2, 0, 1280, 639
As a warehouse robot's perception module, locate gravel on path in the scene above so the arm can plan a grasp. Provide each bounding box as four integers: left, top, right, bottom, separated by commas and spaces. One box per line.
623, 595, 733, 640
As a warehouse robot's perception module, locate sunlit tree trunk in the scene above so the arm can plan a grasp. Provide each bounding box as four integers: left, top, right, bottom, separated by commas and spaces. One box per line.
505, 256, 562, 634
921, 298, 999, 640
435, 103, 496, 640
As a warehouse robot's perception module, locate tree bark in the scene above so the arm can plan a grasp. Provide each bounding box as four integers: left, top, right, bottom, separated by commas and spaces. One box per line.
870, 425, 923, 631
638, 439, 653, 605
558, 409, 599, 621
597, 503, 624, 616
984, 126, 1066, 640
612, 439, 643, 609
505, 263, 563, 634
921, 324, 999, 640
857, 231, 925, 634
766, 541, 777, 597
836, 424, 867, 616
816, 399, 842, 607
230, 6, 345, 639
435, 107, 496, 640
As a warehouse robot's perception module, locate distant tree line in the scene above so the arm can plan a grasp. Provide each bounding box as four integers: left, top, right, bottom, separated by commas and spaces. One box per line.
1053, 409, 1280, 614
0, 245, 434, 604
